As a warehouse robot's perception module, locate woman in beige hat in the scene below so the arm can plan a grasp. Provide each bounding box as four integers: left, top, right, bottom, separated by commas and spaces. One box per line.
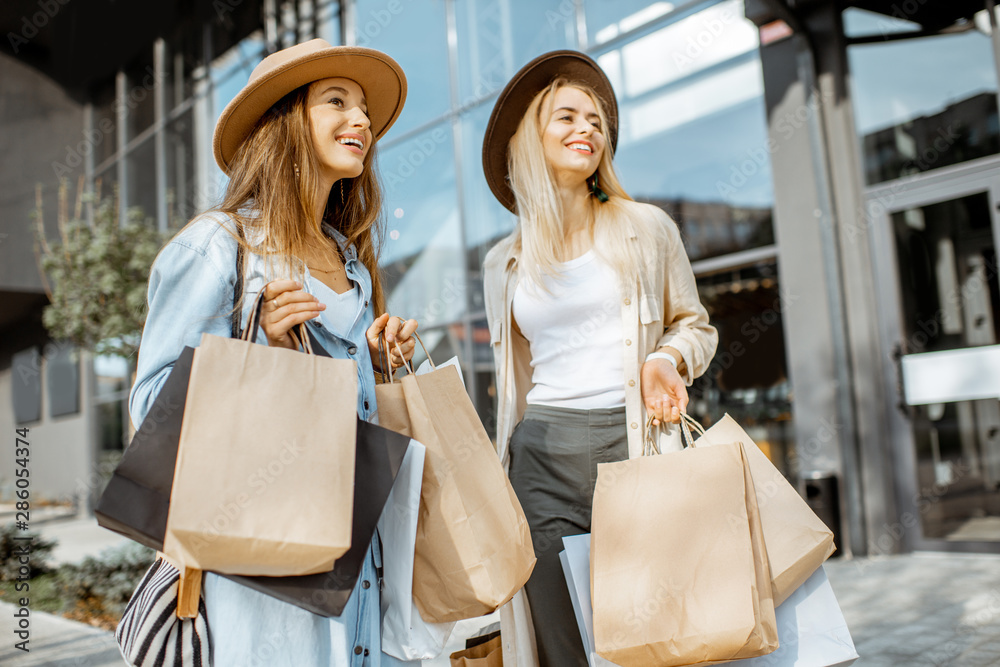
481, 51, 718, 665
129, 39, 420, 665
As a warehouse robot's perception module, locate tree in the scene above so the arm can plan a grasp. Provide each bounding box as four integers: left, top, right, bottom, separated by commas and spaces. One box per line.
33, 180, 166, 360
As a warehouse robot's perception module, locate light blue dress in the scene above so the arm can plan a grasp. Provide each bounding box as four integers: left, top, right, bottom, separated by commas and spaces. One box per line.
129, 212, 417, 667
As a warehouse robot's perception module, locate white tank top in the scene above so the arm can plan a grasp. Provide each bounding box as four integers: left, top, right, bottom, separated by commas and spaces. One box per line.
512, 250, 626, 409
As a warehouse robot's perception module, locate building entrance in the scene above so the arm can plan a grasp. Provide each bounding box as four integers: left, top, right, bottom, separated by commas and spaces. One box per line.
871, 162, 1000, 551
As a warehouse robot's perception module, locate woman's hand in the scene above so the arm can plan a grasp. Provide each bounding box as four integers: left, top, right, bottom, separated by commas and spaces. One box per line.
367, 313, 419, 372
641, 352, 688, 426
261, 280, 325, 350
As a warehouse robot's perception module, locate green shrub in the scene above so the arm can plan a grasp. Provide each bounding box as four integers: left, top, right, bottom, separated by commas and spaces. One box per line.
0, 523, 57, 581
58, 541, 155, 627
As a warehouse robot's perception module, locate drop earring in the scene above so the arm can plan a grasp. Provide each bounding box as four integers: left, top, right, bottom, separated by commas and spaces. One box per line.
590, 173, 609, 203
340, 179, 346, 205
293, 163, 300, 179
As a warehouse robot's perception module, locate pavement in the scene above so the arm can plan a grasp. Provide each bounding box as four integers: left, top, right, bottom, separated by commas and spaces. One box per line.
1, 515, 998, 666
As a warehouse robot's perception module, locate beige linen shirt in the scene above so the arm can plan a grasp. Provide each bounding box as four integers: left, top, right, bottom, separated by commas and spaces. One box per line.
482, 200, 718, 665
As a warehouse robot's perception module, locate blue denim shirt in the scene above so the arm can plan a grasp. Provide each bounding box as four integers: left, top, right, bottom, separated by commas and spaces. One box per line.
129, 212, 413, 667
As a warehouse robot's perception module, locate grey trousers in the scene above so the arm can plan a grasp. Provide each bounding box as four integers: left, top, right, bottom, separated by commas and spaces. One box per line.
508, 404, 628, 667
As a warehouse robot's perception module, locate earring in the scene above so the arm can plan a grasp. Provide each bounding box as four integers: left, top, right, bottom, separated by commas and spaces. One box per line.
590, 173, 609, 203
340, 179, 346, 205
293, 163, 300, 179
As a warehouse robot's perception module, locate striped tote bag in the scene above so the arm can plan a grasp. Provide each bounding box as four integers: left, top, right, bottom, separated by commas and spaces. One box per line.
116, 558, 212, 667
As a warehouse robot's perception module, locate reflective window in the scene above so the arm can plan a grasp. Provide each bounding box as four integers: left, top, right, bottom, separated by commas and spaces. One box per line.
690, 262, 795, 480
318, 0, 343, 45
354, 0, 450, 138
847, 9, 1000, 185
93, 83, 118, 167
166, 110, 196, 228
584, 0, 674, 46
461, 101, 516, 284
126, 138, 157, 225
125, 53, 157, 139
454, 0, 577, 106
380, 122, 466, 329
597, 1, 773, 260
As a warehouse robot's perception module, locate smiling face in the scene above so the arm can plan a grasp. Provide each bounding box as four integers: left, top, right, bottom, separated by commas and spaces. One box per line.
307, 77, 372, 188
540, 85, 606, 187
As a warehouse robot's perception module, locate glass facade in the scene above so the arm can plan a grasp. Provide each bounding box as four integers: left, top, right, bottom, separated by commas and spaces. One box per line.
85, 0, 791, 468
846, 8, 1000, 185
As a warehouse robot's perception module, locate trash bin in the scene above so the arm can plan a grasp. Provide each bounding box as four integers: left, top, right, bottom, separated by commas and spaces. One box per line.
804, 471, 842, 557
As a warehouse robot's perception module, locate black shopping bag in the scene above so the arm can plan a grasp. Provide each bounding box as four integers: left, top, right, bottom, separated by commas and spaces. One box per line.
96, 335, 411, 617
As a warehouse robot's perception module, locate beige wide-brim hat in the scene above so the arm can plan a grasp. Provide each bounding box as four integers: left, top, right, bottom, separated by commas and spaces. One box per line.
482, 50, 618, 212
213, 39, 407, 174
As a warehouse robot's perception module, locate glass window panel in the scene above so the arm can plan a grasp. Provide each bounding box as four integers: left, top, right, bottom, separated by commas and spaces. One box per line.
93, 82, 118, 165
584, 0, 675, 46
125, 52, 157, 139
125, 138, 157, 226
318, 0, 342, 45
600, 0, 758, 99
454, 0, 576, 106
610, 56, 774, 260
842, 7, 919, 38
209, 32, 267, 201
98, 400, 126, 451
690, 262, 795, 481
94, 165, 118, 203
848, 27, 999, 185
380, 122, 466, 328
353, 0, 449, 138
165, 30, 200, 111
166, 110, 196, 229
94, 354, 129, 402
461, 101, 516, 287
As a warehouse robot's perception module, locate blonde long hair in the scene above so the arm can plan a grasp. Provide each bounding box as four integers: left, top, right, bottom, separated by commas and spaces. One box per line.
507, 78, 654, 293
213, 84, 386, 314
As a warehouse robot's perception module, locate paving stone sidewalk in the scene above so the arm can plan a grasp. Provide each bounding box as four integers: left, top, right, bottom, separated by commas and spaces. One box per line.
1, 551, 998, 666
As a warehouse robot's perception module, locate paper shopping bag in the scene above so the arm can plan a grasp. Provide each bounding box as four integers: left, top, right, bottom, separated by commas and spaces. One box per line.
591, 441, 778, 666
560, 534, 620, 667
376, 355, 535, 622
163, 317, 357, 576
379, 438, 456, 660
449, 635, 503, 667
97, 307, 412, 614
729, 566, 858, 667
692, 414, 836, 605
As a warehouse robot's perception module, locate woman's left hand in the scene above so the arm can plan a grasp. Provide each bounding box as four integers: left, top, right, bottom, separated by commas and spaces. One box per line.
641, 355, 688, 426
366, 313, 419, 371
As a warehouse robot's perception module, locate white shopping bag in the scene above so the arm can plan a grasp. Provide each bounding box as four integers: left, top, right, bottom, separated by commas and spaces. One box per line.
561, 535, 858, 667
378, 438, 456, 660
559, 534, 619, 667
730, 566, 859, 667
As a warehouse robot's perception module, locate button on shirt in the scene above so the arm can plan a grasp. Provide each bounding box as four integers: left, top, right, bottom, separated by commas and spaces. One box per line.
129, 212, 411, 667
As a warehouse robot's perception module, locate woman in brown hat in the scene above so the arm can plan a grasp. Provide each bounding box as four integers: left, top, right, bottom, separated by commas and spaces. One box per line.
129, 40, 420, 665
482, 51, 718, 665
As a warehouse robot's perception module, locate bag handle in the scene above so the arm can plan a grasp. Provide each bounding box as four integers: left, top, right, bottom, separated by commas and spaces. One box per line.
382, 332, 432, 384
240, 288, 314, 354
643, 411, 703, 456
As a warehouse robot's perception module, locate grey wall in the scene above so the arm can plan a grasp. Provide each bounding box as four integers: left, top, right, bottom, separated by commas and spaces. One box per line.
0, 51, 85, 293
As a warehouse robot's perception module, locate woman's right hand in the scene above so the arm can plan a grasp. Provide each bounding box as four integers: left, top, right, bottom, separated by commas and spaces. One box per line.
261, 280, 326, 349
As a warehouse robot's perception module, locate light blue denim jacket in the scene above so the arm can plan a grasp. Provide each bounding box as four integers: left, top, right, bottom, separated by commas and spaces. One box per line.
129, 212, 413, 667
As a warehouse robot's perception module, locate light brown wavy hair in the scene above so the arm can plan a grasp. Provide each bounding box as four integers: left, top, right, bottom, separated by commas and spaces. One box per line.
215, 83, 386, 315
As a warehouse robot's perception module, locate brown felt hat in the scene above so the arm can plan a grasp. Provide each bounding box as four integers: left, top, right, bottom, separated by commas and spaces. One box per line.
213, 39, 407, 174
482, 50, 618, 212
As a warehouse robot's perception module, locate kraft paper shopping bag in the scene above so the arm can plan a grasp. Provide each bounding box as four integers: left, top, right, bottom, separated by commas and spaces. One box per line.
376, 344, 535, 622
691, 414, 836, 605
163, 296, 357, 576
591, 435, 778, 666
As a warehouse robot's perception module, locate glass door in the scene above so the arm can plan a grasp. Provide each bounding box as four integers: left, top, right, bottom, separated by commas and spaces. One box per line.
872, 168, 1000, 551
